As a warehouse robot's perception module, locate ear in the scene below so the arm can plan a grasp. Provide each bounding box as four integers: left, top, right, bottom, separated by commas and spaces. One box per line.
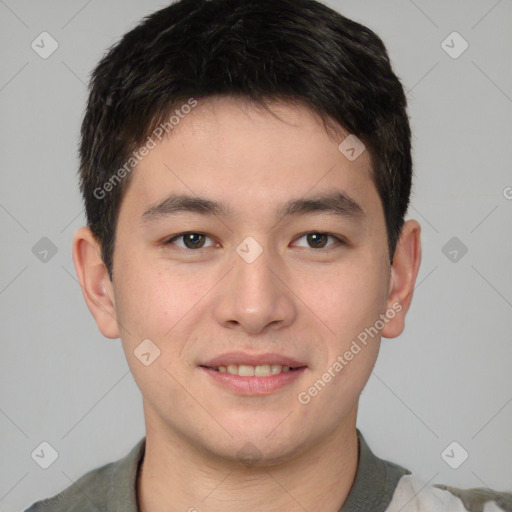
72, 226, 120, 339
381, 219, 422, 339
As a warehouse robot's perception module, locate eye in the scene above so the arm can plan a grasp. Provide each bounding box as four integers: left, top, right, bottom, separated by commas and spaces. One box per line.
164, 232, 218, 250
293, 232, 344, 249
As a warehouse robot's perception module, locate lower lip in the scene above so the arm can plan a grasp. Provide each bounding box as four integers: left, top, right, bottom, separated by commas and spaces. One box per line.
199, 366, 307, 395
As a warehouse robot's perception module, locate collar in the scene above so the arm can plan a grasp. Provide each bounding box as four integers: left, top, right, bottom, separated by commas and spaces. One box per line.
339, 430, 411, 511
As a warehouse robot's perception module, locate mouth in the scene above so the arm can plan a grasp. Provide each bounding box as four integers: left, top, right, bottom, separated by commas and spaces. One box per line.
198, 353, 308, 395
198, 352, 308, 395
200, 363, 305, 377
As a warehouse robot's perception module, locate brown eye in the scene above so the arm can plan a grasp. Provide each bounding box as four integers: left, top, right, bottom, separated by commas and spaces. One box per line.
165, 232, 216, 250
306, 233, 329, 248
182, 233, 206, 249
294, 232, 342, 249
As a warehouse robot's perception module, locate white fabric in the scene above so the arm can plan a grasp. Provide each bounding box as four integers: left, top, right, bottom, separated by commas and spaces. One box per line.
386, 475, 508, 512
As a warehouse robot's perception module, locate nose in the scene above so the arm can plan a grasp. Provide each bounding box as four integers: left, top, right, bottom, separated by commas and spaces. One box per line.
212, 242, 297, 334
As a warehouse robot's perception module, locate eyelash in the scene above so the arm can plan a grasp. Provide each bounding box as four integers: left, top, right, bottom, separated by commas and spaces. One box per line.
163, 232, 347, 251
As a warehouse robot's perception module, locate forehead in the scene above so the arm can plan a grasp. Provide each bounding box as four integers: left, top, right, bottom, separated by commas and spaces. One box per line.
120, 96, 381, 223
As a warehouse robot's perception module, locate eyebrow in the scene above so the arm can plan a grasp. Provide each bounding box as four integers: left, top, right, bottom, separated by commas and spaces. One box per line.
140, 191, 364, 225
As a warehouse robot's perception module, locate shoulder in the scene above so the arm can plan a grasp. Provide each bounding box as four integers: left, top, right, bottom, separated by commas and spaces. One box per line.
23, 459, 116, 512
24, 437, 145, 512
386, 474, 512, 512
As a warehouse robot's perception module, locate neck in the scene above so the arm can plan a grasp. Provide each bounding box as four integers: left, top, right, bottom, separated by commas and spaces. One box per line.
137, 408, 359, 512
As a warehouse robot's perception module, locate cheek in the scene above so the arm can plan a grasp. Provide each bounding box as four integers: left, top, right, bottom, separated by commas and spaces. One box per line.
113, 239, 180, 332
113, 267, 192, 395
113, 255, 218, 378
299, 262, 387, 413
301, 259, 389, 343
115, 268, 187, 340
300, 261, 388, 402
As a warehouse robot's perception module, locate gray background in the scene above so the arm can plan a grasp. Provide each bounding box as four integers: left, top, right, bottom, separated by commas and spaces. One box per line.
0, 0, 511, 510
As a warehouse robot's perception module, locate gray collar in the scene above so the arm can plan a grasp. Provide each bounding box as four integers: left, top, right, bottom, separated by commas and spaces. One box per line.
339, 429, 411, 511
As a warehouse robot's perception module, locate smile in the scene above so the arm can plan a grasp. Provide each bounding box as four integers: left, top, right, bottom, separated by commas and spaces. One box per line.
202, 364, 301, 377
199, 365, 307, 395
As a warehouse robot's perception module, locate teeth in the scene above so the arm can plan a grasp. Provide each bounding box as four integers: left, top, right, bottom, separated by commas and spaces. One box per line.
255, 364, 270, 377
238, 364, 254, 377
213, 364, 294, 377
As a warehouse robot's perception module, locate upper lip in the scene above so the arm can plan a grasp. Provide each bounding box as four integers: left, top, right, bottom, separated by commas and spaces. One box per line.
200, 352, 307, 368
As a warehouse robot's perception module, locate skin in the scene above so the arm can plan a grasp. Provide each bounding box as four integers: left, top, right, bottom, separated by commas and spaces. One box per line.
73, 96, 421, 512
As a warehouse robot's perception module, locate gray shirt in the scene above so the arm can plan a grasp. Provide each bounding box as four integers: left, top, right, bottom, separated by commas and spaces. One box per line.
24, 430, 512, 512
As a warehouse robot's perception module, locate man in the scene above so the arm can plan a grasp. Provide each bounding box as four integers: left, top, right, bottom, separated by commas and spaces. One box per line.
26, 0, 512, 510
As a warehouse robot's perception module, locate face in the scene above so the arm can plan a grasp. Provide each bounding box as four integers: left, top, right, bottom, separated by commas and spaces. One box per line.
80, 96, 410, 464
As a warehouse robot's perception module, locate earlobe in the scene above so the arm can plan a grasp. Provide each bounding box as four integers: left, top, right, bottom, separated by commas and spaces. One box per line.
381, 219, 422, 339
72, 227, 120, 339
